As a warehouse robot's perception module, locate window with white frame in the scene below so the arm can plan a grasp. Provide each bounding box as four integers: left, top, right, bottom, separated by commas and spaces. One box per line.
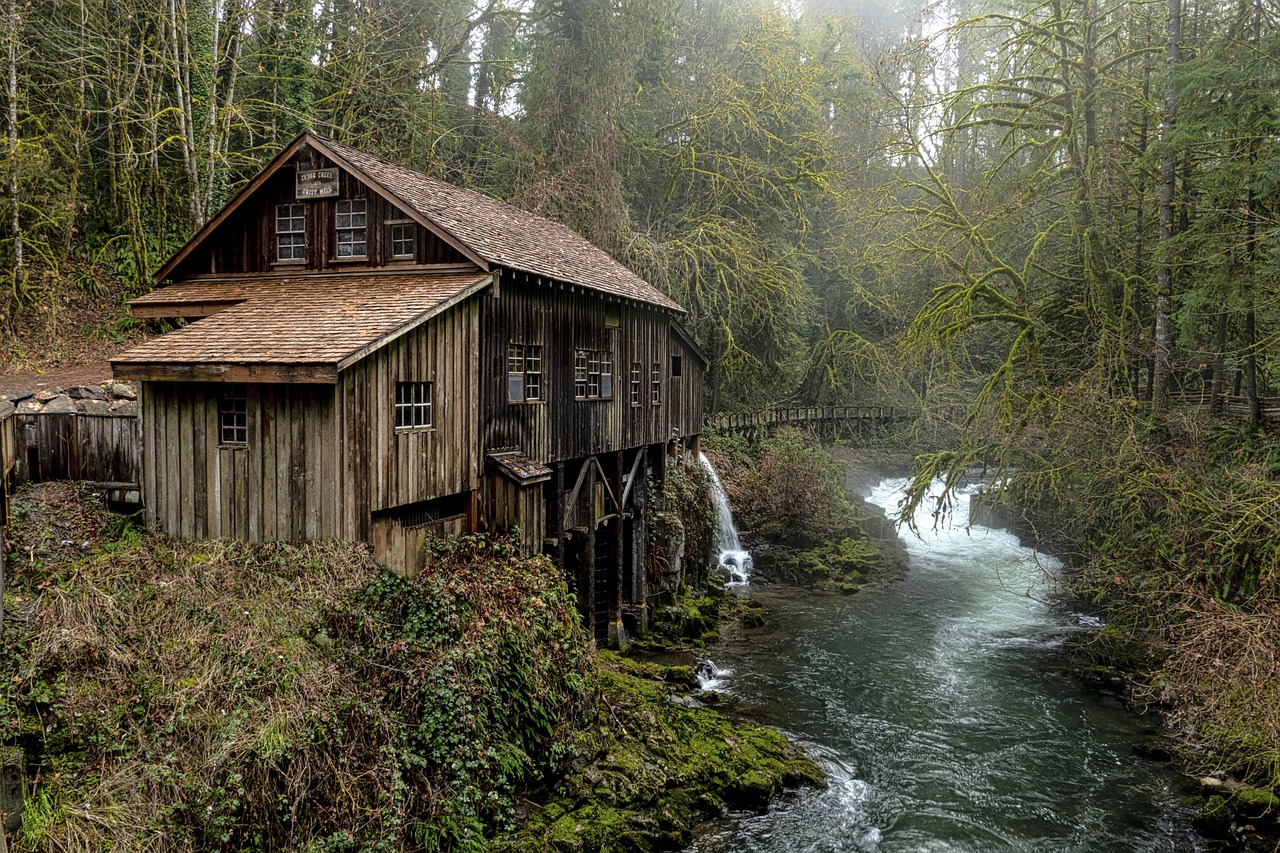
395, 382, 433, 429
507, 343, 543, 403
650, 361, 662, 405
629, 362, 641, 406
336, 199, 367, 258
276, 204, 305, 262
574, 349, 613, 400
219, 390, 247, 445
391, 223, 415, 259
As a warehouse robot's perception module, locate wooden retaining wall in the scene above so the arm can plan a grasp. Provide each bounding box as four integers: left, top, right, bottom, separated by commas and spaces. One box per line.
0, 408, 140, 530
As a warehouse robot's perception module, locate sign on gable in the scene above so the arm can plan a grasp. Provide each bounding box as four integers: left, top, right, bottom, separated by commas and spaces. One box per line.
297, 168, 339, 198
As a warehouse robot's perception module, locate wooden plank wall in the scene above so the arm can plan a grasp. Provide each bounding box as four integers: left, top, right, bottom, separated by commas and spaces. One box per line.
142, 382, 337, 541
8, 413, 139, 487
171, 150, 468, 280
480, 272, 701, 465
337, 300, 480, 542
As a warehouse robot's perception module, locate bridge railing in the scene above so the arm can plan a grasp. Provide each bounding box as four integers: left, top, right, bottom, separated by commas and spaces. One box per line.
705, 405, 918, 435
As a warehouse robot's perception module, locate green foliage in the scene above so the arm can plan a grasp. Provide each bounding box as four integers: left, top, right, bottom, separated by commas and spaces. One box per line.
0, 488, 592, 852
647, 455, 717, 591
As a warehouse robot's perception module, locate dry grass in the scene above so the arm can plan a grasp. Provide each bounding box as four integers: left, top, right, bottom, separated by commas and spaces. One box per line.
2, 485, 591, 852
1152, 597, 1280, 788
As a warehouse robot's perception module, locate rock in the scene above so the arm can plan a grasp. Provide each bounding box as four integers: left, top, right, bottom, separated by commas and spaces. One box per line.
1, 388, 33, 403
1200, 776, 1226, 789
109, 400, 138, 415
34, 389, 58, 402
42, 394, 77, 414
0, 400, 12, 419
17, 399, 42, 413
77, 399, 112, 414
67, 385, 106, 401
106, 381, 137, 400
741, 610, 765, 629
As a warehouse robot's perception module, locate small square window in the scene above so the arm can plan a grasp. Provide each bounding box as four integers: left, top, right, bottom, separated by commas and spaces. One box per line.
395, 382, 433, 429
391, 223, 415, 258
219, 391, 247, 445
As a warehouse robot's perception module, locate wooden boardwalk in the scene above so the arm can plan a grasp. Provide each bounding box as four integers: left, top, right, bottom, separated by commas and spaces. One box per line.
705, 405, 917, 439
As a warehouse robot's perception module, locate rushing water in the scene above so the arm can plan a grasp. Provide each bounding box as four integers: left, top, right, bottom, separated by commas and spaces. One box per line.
691, 476, 1202, 853
701, 452, 753, 585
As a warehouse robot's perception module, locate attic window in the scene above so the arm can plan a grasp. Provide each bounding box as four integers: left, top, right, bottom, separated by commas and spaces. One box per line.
395, 382, 433, 430
336, 199, 367, 258
219, 390, 247, 445
391, 223, 415, 259
276, 204, 305, 262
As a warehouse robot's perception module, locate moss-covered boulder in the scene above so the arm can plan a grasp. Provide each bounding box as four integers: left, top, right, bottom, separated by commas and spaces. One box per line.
504, 662, 824, 852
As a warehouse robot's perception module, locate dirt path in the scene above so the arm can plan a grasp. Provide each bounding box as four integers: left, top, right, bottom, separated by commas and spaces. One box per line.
0, 361, 115, 395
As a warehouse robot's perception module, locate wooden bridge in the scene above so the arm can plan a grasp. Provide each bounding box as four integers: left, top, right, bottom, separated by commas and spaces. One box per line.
704, 405, 917, 440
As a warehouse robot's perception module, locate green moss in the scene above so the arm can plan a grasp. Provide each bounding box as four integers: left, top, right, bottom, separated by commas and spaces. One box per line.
502, 663, 824, 851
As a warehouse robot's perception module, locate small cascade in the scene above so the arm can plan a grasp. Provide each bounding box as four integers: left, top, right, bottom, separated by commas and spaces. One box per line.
699, 452, 753, 585
696, 658, 733, 692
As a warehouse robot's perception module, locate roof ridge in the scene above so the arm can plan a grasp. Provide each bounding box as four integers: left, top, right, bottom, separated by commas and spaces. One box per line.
315, 134, 588, 242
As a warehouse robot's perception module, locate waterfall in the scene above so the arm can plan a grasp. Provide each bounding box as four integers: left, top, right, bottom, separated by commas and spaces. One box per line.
699, 452, 753, 585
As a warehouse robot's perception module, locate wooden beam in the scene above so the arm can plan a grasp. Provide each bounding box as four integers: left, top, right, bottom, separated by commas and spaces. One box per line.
130, 301, 243, 319
111, 361, 337, 384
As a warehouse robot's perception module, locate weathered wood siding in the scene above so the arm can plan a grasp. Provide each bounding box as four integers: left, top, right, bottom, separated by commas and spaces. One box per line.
336, 299, 481, 542
141, 382, 337, 541
480, 271, 702, 464
485, 474, 546, 555
0, 403, 14, 527
169, 149, 468, 280
9, 413, 139, 486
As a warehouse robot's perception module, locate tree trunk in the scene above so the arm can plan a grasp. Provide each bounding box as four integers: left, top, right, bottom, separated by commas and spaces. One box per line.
1210, 309, 1228, 413
1152, 0, 1180, 413
6, 0, 21, 297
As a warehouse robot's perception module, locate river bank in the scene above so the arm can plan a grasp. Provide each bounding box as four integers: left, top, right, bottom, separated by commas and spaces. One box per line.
0, 477, 829, 852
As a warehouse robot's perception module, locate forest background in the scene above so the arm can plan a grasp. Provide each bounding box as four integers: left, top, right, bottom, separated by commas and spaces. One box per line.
2, 0, 1277, 422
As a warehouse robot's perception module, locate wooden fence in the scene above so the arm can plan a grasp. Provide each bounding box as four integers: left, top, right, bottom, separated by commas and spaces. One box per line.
0, 408, 140, 530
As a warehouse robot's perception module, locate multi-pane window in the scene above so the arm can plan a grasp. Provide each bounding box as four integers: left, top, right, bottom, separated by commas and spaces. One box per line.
395, 382, 433, 429
629, 362, 642, 406
336, 199, 367, 258
276, 204, 305, 262
391, 223, 415, 259
219, 391, 247, 445
507, 343, 543, 403
651, 362, 662, 405
574, 349, 613, 400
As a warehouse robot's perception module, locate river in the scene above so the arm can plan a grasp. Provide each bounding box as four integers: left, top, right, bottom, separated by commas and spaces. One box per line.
691, 476, 1203, 853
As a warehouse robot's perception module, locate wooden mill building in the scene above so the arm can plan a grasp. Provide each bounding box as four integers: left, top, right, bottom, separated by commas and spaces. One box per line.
111, 132, 705, 644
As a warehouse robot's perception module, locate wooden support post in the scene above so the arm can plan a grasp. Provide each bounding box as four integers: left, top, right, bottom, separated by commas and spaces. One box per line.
554, 463, 566, 571
584, 461, 597, 646
611, 450, 625, 648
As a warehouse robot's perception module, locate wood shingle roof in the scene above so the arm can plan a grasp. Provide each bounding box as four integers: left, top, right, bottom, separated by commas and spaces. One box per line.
112, 272, 490, 383
313, 136, 685, 313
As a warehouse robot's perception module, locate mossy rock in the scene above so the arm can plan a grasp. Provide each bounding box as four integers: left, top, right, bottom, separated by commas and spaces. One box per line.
506, 665, 824, 850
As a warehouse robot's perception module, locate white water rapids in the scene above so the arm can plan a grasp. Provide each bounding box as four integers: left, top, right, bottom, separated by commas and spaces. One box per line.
690, 475, 1201, 853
